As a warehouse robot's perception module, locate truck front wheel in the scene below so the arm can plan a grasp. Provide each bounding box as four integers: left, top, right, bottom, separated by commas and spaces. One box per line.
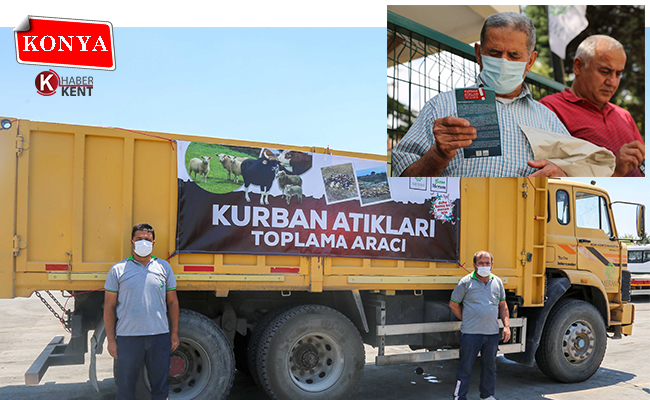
256, 305, 365, 400
536, 299, 607, 383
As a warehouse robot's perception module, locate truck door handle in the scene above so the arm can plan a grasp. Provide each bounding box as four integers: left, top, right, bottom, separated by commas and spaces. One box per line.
578, 239, 591, 243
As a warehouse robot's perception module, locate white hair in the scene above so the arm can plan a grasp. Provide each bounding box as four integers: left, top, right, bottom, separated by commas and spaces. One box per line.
575, 35, 625, 67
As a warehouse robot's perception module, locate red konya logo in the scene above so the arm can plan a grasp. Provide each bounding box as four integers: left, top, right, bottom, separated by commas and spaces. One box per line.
463, 88, 486, 101
15, 16, 115, 71
35, 69, 60, 96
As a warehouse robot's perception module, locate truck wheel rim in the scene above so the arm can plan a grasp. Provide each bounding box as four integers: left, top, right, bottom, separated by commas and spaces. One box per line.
167, 338, 211, 398
288, 332, 344, 392
562, 320, 595, 364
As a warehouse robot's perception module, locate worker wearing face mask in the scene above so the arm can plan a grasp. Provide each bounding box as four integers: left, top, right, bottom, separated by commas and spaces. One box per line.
449, 251, 510, 400
104, 223, 179, 400
393, 12, 571, 177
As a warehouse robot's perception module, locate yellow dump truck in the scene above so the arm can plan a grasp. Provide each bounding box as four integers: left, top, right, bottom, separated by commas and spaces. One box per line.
0, 117, 642, 400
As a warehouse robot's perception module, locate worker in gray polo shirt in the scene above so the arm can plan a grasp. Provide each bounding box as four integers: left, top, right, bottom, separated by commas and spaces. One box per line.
449, 250, 510, 400
104, 223, 180, 400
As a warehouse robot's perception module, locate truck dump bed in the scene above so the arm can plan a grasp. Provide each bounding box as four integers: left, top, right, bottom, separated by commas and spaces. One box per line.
0, 118, 546, 305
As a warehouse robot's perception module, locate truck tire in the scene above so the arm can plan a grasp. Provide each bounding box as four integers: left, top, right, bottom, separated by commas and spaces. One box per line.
135, 309, 235, 400
536, 299, 607, 383
247, 306, 292, 386
256, 305, 365, 400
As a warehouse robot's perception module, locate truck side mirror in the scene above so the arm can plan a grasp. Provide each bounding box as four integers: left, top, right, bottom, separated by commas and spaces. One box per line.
636, 204, 646, 238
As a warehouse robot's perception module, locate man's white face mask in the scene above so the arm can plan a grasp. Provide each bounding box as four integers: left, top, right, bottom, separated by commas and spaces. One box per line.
133, 240, 153, 257
477, 266, 492, 277
479, 54, 528, 95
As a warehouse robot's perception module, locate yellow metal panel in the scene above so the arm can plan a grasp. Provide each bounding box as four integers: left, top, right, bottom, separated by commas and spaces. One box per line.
562, 269, 610, 325
179, 253, 214, 264
72, 132, 84, 274
310, 257, 324, 292
121, 138, 135, 257
49, 273, 108, 281
621, 303, 633, 324
0, 117, 18, 298
266, 255, 301, 267
347, 276, 509, 285
83, 135, 125, 262
175, 274, 284, 282
133, 139, 174, 260
349, 276, 460, 285
26, 131, 75, 263
47, 273, 286, 282
223, 254, 258, 266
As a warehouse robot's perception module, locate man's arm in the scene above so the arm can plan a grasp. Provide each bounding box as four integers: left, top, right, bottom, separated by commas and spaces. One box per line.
401, 116, 477, 177
104, 291, 119, 358
449, 300, 463, 321
499, 300, 511, 342
167, 290, 180, 352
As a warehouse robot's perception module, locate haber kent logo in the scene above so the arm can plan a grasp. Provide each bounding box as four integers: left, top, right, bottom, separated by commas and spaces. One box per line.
35, 70, 94, 97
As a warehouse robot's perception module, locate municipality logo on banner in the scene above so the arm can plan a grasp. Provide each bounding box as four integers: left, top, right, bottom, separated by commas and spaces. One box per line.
14, 16, 116, 70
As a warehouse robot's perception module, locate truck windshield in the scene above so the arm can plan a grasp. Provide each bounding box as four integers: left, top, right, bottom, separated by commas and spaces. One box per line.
629, 249, 650, 263
575, 192, 613, 237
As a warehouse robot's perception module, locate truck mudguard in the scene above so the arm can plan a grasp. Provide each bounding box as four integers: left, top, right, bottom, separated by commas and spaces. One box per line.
505, 276, 571, 366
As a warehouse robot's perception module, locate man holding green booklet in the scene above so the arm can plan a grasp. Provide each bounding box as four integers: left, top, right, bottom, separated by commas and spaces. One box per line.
393, 12, 571, 178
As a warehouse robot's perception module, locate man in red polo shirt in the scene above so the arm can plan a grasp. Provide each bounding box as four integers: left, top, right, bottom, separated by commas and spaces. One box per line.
541, 35, 644, 177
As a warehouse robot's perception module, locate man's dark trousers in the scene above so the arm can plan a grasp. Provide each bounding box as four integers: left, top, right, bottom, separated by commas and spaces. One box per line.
116, 333, 171, 400
453, 333, 499, 400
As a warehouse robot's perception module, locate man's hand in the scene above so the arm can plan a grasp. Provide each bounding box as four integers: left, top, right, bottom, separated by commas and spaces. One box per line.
432, 116, 477, 161
400, 116, 477, 177
502, 326, 511, 343
171, 332, 180, 352
613, 141, 645, 176
107, 340, 118, 359
527, 160, 567, 177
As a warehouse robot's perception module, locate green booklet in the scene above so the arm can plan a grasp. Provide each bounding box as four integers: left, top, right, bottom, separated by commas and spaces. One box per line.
455, 87, 502, 158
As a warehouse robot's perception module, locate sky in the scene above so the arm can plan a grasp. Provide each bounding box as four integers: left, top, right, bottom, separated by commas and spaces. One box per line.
1, 3, 648, 236
1, 27, 386, 155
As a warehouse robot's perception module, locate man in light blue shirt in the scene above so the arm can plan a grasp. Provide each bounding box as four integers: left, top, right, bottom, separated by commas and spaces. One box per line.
449, 251, 510, 400
393, 12, 570, 178
104, 223, 179, 400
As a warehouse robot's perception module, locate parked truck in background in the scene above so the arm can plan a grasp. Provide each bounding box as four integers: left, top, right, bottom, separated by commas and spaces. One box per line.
627, 244, 650, 296
0, 117, 642, 400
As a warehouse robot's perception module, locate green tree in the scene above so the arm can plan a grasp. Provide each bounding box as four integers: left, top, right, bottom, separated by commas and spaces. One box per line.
523, 5, 644, 138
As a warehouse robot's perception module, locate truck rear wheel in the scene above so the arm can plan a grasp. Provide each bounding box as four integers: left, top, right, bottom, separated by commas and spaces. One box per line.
135, 309, 235, 400
536, 299, 607, 383
247, 306, 291, 387
256, 305, 365, 400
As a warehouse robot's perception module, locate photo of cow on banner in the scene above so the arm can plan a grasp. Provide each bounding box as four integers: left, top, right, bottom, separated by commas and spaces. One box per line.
175, 140, 461, 263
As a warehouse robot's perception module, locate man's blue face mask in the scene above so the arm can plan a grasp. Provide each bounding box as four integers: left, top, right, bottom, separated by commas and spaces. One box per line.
479, 54, 529, 95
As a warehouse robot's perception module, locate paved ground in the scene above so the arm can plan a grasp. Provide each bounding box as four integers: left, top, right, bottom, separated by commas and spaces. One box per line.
1, 294, 649, 400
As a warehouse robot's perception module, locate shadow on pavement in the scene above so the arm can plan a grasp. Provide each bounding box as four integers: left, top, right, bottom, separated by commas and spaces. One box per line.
496, 356, 637, 399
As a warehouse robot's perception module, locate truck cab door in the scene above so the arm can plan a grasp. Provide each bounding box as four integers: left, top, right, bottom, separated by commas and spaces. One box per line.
573, 189, 621, 293
546, 187, 578, 270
